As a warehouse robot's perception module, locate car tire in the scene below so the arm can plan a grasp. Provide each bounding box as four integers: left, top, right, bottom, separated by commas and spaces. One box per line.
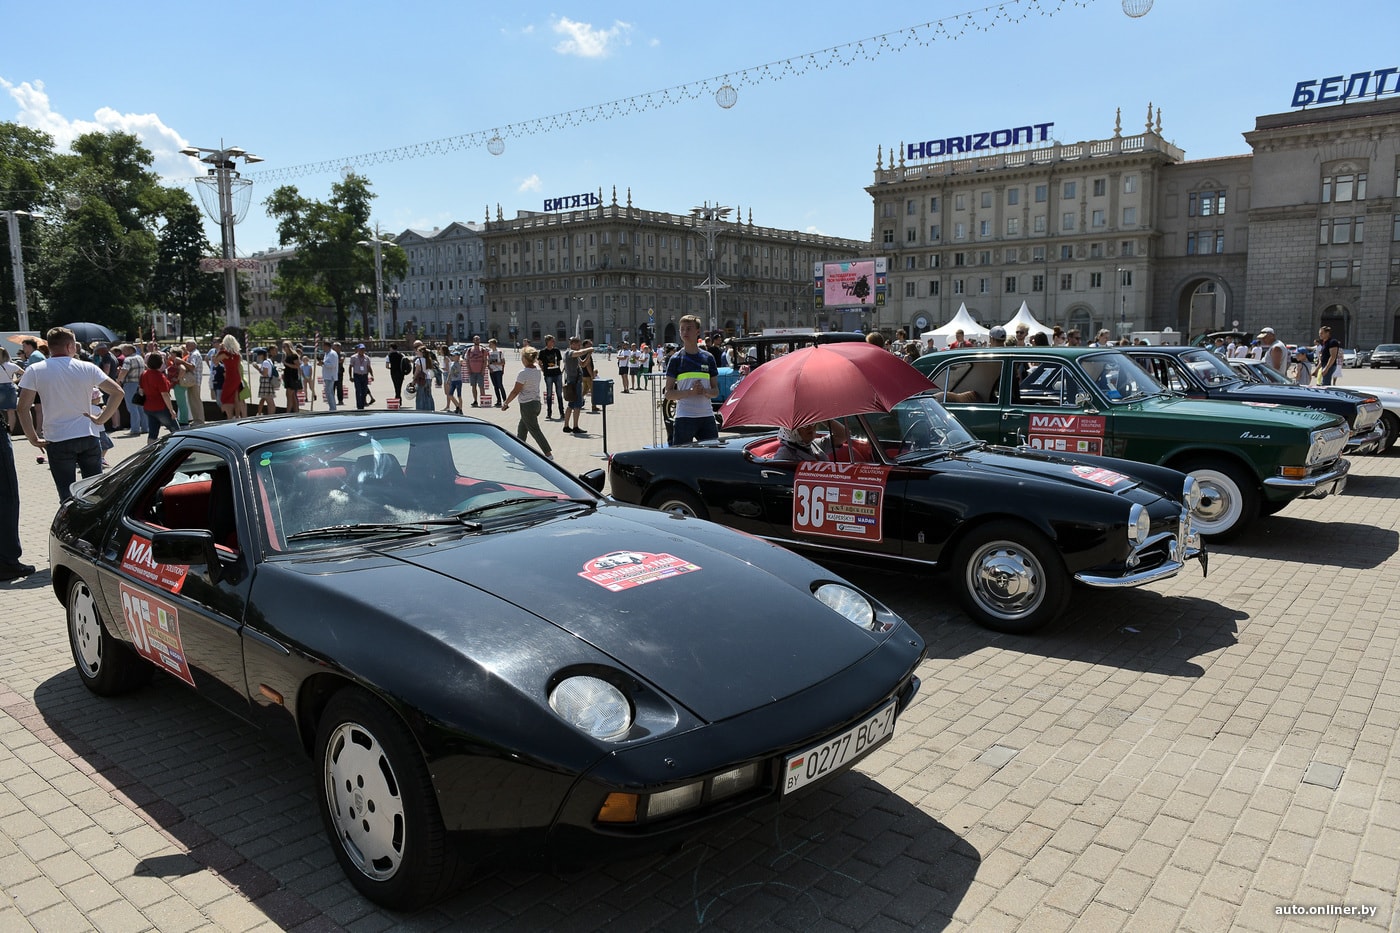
645, 485, 710, 520
67, 576, 152, 696
951, 520, 1069, 635
315, 688, 462, 911
1375, 411, 1400, 454
1178, 459, 1257, 540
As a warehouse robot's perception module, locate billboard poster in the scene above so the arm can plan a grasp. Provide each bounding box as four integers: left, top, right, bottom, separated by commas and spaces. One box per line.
814, 258, 887, 311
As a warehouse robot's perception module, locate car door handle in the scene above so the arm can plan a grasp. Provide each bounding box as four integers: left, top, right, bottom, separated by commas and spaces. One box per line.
760, 470, 791, 480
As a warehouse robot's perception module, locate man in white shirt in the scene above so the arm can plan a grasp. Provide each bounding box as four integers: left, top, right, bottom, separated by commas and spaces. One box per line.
183, 339, 206, 425
17, 327, 124, 501
322, 341, 341, 412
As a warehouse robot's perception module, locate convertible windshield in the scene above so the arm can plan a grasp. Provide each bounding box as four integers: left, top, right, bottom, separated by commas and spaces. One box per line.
251, 423, 595, 553
1077, 352, 1164, 404
866, 394, 979, 459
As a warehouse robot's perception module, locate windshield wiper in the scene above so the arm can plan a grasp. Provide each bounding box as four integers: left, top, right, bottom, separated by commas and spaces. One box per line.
452, 496, 597, 521
286, 523, 436, 541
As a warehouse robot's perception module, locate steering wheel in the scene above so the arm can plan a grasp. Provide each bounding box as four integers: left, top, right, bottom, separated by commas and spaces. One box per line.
899, 415, 936, 456
451, 481, 508, 513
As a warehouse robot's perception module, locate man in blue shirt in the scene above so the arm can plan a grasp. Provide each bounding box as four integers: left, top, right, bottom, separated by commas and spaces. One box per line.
665, 315, 719, 446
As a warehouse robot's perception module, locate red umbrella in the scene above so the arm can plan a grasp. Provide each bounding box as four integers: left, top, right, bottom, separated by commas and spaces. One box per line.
718, 342, 934, 429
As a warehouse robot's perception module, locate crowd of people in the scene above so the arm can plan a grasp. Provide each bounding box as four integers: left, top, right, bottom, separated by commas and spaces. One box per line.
1206, 324, 1343, 385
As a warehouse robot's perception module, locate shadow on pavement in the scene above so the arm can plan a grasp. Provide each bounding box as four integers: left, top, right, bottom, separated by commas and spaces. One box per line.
35, 667, 976, 929
1215, 517, 1398, 569
827, 562, 1241, 679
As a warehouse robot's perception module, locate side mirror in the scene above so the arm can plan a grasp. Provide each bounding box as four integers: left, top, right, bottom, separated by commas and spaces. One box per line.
1075, 392, 1094, 409
151, 529, 223, 584
578, 468, 607, 493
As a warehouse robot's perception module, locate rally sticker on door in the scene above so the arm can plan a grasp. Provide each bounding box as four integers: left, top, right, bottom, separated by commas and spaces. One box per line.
579, 552, 701, 591
120, 535, 189, 594
793, 462, 891, 543
118, 582, 196, 687
1029, 413, 1106, 455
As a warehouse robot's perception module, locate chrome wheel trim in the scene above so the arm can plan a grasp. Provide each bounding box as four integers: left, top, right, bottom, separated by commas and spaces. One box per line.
964, 540, 1046, 621
69, 582, 104, 678
1188, 468, 1243, 535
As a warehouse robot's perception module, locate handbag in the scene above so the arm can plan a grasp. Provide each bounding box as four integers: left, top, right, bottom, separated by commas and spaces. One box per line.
133, 389, 146, 407
179, 370, 197, 388
563, 382, 578, 404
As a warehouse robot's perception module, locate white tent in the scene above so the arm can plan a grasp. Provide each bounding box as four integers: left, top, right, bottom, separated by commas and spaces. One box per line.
1002, 301, 1054, 338
922, 304, 990, 348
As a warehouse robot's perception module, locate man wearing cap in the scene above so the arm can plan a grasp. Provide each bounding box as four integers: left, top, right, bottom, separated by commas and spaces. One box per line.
988, 325, 1008, 346
1253, 327, 1288, 373
348, 344, 375, 409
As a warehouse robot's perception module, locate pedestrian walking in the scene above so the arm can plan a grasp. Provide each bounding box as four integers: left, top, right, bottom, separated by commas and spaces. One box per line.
183, 339, 206, 426
348, 344, 375, 409
119, 343, 147, 435
488, 338, 507, 408
322, 341, 341, 412
211, 334, 245, 420
139, 352, 181, 444
499, 346, 552, 459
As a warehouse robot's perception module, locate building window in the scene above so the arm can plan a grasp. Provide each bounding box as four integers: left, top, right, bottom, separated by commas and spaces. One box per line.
980, 191, 993, 209
1062, 213, 1074, 231
1122, 207, 1137, 226
979, 220, 991, 237
883, 229, 894, 244
928, 280, 941, 296
882, 202, 895, 218
1189, 190, 1228, 216
1007, 188, 1020, 206
1124, 174, 1139, 194
1005, 250, 1019, 264
1394, 214, 1400, 240
978, 278, 990, 294
953, 278, 964, 294
1321, 217, 1365, 244
1090, 243, 1104, 258
1060, 245, 1073, 260
953, 252, 966, 267
1322, 173, 1367, 203
930, 224, 941, 241
928, 253, 941, 269
1120, 270, 1133, 287
1121, 241, 1135, 257
906, 199, 918, 215
978, 251, 992, 266
1089, 272, 1103, 288
1007, 217, 1020, 235
1033, 215, 1047, 233
907, 228, 918, 243
1032, 246, 1046, 262
1063, 181, 1077, 199
905, 281, 917, 297
1060, 273, 1073, 290
1005, 276, 1017, 293
1035, 184, 1048, 203
1092, 210, 1106, 228
1032, 274, 1046, 292
955, 222, 967, 241
1187, 230, 1226, 255
1093, 178, 1106, 197
955, 194, 966, 211
929, 196, 940, 211
905, 255, 917, 269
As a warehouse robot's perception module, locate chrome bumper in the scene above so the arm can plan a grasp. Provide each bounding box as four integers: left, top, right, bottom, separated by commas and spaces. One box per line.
1262, 458, 1350, 498
1074, 527, 1207, 589
1345, 423, 1385, 455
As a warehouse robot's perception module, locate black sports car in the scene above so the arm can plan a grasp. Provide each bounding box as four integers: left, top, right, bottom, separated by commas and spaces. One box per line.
609, 394, 1206, 635
50, 412, 924, 910
1122, 346, 1385, 455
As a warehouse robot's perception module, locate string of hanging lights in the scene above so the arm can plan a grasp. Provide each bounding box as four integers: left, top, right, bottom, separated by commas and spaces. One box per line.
249, 0, 1116, 184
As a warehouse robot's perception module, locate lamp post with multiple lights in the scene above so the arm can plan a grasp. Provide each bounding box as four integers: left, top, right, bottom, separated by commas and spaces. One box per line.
180, 144, 262, 328
690, 203, 731, 334
359, 235, 394, 342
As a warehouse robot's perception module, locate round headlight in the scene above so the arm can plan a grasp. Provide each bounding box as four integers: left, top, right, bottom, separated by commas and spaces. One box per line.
1181, 476, 1203, 513
815, 583, 876, 630
549, 675, 633, 740
1128, 503, 1151, 546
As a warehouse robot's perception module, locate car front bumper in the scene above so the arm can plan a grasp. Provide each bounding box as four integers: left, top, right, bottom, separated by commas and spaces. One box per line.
1345, 423, 1386, 455
1074, 524, 1207, 588
1262, 458, 1350, 498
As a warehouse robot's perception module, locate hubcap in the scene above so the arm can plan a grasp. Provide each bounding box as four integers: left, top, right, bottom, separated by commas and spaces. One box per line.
659, 499, 698, 517
70, 584, 103, 677
324, 722, 406, 881
967, 542, 1044, 619
1190, 473, 1237, 532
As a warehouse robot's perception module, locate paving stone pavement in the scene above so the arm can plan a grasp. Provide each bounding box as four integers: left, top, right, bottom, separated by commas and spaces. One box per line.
2, 359, 1398, 931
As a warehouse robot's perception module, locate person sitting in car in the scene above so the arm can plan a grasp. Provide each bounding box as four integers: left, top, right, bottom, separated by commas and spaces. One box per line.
773, 419, 851, 462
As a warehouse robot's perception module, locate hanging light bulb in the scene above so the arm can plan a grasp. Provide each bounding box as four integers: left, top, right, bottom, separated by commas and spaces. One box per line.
715, 84, 738, 109
487, 135, 505, 156
1122, 0, 1153, 16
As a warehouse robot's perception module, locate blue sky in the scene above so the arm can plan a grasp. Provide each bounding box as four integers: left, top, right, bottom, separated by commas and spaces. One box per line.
3, 0, 1395, 255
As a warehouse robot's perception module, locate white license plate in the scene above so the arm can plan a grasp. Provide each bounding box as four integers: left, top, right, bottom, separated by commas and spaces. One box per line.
782, 700, 898, 795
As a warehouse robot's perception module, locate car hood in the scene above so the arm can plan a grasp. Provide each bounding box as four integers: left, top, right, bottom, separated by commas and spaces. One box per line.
1135, 394, 1344, 430
330, 504, 892, 722
959, 446, 1163, 497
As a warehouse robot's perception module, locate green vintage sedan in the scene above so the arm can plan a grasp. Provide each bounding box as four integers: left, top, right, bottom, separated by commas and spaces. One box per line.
914, 347, 1350, 539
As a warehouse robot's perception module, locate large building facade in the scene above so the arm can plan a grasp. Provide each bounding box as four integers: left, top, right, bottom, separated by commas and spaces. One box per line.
387, 222, 487, 343
477, 188, 865, 347
872, 96, 1400, 347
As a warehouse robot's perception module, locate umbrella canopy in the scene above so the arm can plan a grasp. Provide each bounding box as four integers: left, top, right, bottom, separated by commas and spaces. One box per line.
61, 322, 120, 346
718, 342, 934, 429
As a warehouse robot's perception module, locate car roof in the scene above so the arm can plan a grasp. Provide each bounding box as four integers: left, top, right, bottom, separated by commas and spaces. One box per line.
923, 346, 1117, 359
726, 332, 866, 348
171, 410, 489, 448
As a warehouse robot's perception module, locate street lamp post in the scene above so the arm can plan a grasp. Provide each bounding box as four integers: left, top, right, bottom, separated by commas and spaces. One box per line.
690, 202, 732, 333
358, 235, 393, 341
1, 209, 35, 332
355, 283, 372, 340
180, 145, 262, 328
386, 288, 400, 338
1115, 267, 1131, 339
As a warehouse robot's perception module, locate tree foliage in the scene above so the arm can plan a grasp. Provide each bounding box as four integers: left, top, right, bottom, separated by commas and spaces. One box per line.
264, 172, 405, 342
150, 192, 225, 340
0, 123, 53, 331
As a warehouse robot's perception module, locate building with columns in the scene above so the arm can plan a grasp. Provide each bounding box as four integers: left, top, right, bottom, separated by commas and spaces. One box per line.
871, 95, 1400, 347
386, 222, 487, 343
477, 188, 866, 347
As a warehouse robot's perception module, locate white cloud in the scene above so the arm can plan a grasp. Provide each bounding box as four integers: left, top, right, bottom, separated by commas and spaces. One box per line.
2, 77, 199, 182
550, 16, 632, 58
518, 174, 542, 193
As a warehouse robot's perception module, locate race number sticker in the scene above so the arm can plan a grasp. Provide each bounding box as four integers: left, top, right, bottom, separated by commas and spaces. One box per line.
1070, 465, 1131, 488
1029, 413, 1106, 456
793, 462, 891, 543
579, 551, 701, 592
118, 583, 196, 687
120, 535, 189, 594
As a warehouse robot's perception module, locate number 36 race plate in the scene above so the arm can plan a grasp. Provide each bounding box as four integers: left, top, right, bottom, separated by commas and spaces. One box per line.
783, 700, 898, 794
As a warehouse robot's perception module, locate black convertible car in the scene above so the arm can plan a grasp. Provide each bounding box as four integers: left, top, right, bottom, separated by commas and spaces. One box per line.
609, 394, 1206, 635
1122, 345, 1385, 455
50, 412, 924, 909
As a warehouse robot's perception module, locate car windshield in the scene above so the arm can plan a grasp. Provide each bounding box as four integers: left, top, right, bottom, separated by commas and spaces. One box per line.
251, 422, 595, 553
864, 394, 979, 460
1077, 351, 1164, 404
1234, 360, 1292, 385
1177, 348, 1242, 388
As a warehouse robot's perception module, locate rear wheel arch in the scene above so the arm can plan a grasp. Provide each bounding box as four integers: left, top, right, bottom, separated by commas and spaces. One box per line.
644, 483, 710, 520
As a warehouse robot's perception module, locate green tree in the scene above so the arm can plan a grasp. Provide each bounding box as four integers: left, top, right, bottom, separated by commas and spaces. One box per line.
150, 193, 224, 341
0, 122, 54, 330
263, 173, 405, 341
33, 131, 170, 336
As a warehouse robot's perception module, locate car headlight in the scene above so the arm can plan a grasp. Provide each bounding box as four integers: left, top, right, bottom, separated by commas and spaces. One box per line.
549, 675, 633, 740
1181, 476, 1203, 513
814, 583, 876, 630
1128, 503, 1150, 547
